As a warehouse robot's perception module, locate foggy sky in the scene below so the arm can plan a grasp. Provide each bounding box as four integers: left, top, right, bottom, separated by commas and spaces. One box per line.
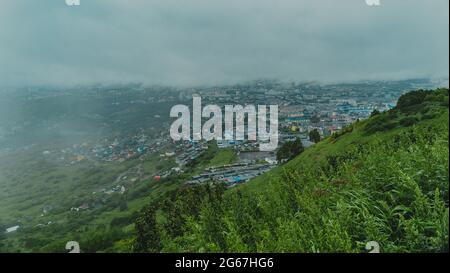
0, 0, 448, 87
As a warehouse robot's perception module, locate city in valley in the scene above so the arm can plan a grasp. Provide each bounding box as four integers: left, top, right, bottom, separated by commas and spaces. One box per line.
0, 78, 447, 252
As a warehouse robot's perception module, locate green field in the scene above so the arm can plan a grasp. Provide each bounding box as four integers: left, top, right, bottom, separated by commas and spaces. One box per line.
0, 148, 181, 252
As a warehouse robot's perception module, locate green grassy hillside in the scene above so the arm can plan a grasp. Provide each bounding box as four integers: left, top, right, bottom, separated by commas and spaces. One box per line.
135, 88, 449, 253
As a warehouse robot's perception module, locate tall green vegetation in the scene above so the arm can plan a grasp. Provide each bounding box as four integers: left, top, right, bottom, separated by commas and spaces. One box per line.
276, 137, 304, 163
309, 129, 321, 143
135, 88, 449, 253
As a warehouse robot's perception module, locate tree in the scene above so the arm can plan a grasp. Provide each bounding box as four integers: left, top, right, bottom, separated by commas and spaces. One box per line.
309, 129, 321, 143
276, 138, 304, 162
290, 137, 304, 156
370, 109, 380, 117
310, 115, 321, 124
134, 205, 161, 253
396, 89, 427, 110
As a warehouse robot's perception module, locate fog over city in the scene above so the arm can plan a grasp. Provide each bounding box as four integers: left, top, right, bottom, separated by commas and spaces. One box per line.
0, 0, 448, 87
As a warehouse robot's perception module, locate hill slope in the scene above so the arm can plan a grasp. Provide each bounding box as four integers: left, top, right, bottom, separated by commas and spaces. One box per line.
135, 88, 449, 253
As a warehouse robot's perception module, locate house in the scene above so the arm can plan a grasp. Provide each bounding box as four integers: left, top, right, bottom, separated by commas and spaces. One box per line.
78, 203, 90, 210
265, 157, 278, 165
5, 225, 20, 234
171, 167, 183, 174
165, 151, 176, 157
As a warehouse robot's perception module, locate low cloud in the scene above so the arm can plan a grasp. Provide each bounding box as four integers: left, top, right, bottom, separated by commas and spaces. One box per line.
0, 0, 448, 87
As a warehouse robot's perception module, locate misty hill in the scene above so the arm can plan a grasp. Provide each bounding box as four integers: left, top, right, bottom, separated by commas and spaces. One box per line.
0, 86, 180, 152
135, 88, 449, 253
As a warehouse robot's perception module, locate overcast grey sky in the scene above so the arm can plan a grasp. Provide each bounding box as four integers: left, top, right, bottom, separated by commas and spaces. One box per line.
0, 0, 448, 87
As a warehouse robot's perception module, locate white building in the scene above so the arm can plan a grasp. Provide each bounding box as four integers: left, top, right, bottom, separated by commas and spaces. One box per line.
5, 225, 20, 234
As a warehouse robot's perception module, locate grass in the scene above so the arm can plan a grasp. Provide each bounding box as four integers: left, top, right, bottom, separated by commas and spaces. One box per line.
191, 146, 238, 175
208, 148, 238, 167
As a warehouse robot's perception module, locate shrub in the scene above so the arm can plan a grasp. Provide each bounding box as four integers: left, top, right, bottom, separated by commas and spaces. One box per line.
400, 116, 419, 127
